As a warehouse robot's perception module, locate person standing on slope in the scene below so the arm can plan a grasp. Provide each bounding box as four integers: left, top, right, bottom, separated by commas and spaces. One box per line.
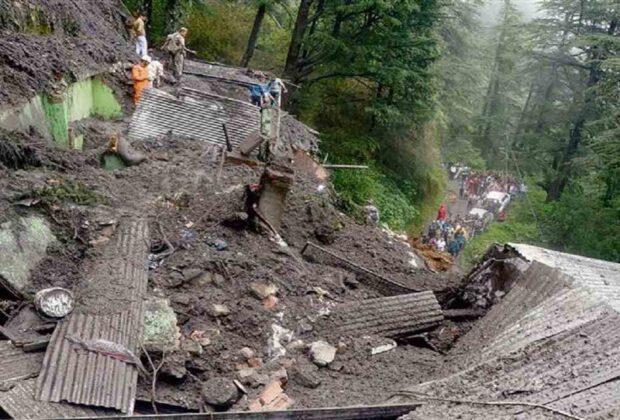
131, 12, 148, 57
163, 27, 196, 80
132, 56, 151, 105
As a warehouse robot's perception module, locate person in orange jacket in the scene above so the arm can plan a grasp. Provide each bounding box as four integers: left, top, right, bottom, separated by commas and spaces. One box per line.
132, 55, 151, 105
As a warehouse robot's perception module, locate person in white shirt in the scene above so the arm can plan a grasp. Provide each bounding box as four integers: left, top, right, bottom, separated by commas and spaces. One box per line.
268, 77, 287, 107
147, 59, 165, 88
436, 237, 446, 252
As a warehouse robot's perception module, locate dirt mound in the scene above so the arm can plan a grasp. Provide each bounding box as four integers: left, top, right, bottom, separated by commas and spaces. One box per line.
0, 0, 131, 105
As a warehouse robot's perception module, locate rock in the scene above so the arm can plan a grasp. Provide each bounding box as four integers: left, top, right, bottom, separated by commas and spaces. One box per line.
314, 225, 337, 245
181, 338, 203, 355
237, 368, 256, 382
239, 347, 255, 360
210, 304, 231, 317
161, 351, 188, 381
195, 272, 214, 286
286, 340, 307, 351
263, 295, 278, 309
213, 273, 226, 287
343, 275, 360, 289
309, 341, 336, 367
291, 364, 321, 389
247, 357, 263, 368
250, 283, 278, 300
336, 342, 347, 354
182, 268, 203, 281
0, 216, 56, 296
270, 367, 288, 385
189, 330, 212, 347
143, 298, 179, 352
172, 294, 191, 305
328, 361, 344, 372
202, 377, 238, 408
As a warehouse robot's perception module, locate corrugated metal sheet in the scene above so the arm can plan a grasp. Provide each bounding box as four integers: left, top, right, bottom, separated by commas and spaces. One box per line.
451, 262, 575, 359
128, 89, 257, 147
184, 61, 256, 86
36, 219, 149, 414
178, 87, 260, 145
0, 341, 43, 382
0, 379, 111, 419
335, 292, 443, 338
399, 310, 620, 419
509, 243, 620, 311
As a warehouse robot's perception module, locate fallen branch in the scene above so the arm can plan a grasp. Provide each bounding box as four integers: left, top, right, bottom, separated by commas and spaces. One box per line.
152, 221, 175, 261
141, 345, 167, 415
391, 390, 584, 420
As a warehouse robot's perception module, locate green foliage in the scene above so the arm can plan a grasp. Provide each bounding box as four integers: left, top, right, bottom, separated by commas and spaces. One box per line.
34, 181, 103, 206
331, 165, 417, 231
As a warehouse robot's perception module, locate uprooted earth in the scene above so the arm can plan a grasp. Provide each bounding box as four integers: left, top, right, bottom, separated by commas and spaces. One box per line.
1, 1, 620, 419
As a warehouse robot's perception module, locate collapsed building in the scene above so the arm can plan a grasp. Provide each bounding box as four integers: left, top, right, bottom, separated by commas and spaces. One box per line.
1, 1, 620, 419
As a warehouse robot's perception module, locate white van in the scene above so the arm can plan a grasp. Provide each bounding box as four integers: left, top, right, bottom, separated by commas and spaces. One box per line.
484, 191, 511, 213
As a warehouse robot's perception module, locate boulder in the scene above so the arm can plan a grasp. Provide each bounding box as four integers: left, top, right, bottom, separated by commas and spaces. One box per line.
309, 341, 336, 367
202, 377, 239, 408
0, 216, 56, 297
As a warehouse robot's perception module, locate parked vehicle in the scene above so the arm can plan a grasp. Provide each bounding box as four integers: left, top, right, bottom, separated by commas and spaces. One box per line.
484, 191, 511, 214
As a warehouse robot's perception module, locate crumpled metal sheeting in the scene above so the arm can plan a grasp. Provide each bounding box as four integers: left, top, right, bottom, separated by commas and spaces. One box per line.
401, 310, 620, 419
509, 243, 620, 312
36, 219, 149, 414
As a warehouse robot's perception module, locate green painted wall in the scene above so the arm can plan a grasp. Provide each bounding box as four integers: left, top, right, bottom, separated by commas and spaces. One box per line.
1, 77, 122, 148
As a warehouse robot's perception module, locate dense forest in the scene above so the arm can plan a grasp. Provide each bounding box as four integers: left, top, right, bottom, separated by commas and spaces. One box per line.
123, 0, 619, 262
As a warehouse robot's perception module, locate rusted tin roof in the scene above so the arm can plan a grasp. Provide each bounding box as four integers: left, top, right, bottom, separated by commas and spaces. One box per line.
36, 219, 149, 414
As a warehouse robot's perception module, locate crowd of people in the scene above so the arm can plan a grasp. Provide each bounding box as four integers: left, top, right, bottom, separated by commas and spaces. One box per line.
422, 204, 469, 257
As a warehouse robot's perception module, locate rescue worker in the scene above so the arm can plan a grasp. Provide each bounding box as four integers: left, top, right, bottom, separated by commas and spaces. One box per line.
131, 12, 148, 57
163, 27, 196, 80
132, 56, 151, 105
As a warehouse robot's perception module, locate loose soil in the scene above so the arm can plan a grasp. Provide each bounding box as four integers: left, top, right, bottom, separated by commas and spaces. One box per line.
0, 49, 466, 413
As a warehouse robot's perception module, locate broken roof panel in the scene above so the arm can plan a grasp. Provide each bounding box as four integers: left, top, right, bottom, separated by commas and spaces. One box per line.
128, 89, 255, 148
0, 341, 44, 383
399, 310, 620, 419
509, 243, 620, 311
335, 292, 444, 338
36, 219, 149, 414
0, 379, 111, 419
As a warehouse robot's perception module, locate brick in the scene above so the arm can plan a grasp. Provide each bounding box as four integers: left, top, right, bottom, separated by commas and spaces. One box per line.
259, 381, 283, 405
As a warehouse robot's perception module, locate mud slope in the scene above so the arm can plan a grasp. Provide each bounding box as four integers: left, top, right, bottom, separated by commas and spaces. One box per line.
0, 0, 131, 105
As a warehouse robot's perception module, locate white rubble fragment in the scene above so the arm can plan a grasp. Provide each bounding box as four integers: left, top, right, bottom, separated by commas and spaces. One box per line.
309, 341, 336, 367
371, 339, 398, 355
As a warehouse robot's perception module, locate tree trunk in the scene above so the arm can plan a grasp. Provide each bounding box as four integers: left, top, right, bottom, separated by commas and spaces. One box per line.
143, 0, 153, 39
284, 0, 314, 81
240, 3, 267, 68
